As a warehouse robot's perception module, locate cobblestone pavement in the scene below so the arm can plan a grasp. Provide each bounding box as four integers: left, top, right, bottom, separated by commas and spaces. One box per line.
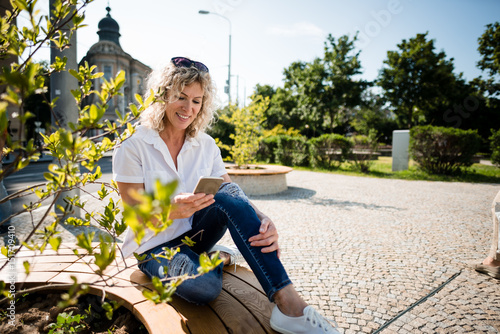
3, 170, 500, 333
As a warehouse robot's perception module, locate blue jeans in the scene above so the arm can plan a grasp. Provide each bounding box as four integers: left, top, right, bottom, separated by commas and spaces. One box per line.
138, 183, 291, 304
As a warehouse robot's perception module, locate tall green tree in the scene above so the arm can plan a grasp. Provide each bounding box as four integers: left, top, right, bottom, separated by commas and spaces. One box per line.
258, 86, 304, 133
472, 22, 500, 152
282, 58, 326, 136
377, 32, 461, 128
259, 34, 369, 137
477, 22, 500, 79
322, 34, 370, 133
473, 22, 500, 103
351, 91, 398, 143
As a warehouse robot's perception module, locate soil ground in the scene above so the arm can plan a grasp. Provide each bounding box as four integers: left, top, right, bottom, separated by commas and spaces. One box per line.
0, 291, 149, 334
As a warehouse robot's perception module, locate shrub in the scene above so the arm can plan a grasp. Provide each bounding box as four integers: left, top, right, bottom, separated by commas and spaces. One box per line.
257, 136, 279, 163
490, 129, 500, 167
219, 96, 269, 167
410, 125, 482, 175
274, 135, 309, 167
308, 134, 352, 169
262, 124, 301, 137
349, 130, 379, 173
207, 107, 234, 160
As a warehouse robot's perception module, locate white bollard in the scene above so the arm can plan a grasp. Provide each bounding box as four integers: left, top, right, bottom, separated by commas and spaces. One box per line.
392, 130, 410, 171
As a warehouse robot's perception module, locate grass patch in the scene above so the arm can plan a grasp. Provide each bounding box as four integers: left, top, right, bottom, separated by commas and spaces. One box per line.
290, 157, 500, 183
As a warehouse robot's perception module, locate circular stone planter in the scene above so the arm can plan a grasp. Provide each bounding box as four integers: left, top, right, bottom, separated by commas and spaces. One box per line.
226, 164, 293, 196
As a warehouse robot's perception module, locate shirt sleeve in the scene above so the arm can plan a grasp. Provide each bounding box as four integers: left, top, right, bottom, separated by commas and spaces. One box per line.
112, 138, 144, 183
210, 138, 227, 177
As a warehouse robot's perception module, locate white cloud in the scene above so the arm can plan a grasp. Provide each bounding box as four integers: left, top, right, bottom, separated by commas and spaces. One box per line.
267, 22, 325, 37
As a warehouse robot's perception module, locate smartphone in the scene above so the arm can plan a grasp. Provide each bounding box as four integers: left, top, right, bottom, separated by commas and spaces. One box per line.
193, 176, 224, 195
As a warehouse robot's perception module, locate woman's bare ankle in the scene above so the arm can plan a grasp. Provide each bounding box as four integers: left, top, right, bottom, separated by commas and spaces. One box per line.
273, 285, 308, 317
483, 256, 500, 267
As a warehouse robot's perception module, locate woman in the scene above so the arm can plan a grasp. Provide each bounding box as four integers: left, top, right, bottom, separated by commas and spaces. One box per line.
113, 57, 339, 334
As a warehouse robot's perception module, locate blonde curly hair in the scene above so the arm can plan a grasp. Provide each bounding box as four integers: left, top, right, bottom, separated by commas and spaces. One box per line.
139, 59, 217, 138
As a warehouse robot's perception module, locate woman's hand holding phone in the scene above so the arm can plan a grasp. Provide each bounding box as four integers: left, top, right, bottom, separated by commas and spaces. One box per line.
193, 176, 224, 195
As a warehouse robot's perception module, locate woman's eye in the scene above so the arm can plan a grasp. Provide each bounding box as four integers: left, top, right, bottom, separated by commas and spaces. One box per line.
193, 100, 201, 104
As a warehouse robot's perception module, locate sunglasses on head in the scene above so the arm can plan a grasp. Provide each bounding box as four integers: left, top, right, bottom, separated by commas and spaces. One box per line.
171, 57, 209, 73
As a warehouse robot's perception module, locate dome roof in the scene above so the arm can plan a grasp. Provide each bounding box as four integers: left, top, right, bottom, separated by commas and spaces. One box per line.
97, 6, 121, 46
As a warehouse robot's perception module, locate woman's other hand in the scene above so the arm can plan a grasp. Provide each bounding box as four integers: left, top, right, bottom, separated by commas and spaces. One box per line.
170, 193, 215, 219
248, 217, 280, 258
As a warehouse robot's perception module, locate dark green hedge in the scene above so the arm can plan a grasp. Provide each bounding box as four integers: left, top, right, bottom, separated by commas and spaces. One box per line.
490, 129, 500, 167
308, 134, 352, 169
257, 136, 279, 163
410, 125, 481, 175
276, 135, 310, 166
257, 135, 309, 166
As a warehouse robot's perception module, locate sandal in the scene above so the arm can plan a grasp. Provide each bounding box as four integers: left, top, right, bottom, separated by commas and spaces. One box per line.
474, 263, 500, 279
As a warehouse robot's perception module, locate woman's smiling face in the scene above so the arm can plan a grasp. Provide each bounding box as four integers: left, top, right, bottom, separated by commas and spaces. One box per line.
164, 82, 203, 133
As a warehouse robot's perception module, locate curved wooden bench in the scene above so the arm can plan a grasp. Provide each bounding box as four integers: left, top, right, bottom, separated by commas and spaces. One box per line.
2, 245, 278, 333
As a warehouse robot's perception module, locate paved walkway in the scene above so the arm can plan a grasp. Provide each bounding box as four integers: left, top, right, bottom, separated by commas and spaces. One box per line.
3, 170, 500, 333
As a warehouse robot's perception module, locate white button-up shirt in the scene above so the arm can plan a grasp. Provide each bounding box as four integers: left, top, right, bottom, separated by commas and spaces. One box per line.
113, 125, 227, 258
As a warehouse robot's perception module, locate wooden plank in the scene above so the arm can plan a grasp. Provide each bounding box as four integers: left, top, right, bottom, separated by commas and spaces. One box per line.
61, 261, 101, 274
15, 247, 79, 256
169, 296, 228, 334
209, 289, 267, 334
23, 261, 73, 273
93, 284, 150, 309
48, 271, 102, 284
21, 254, 83, 264
6, 243, 276, 334
224, 266, 266, 295
221, 272, 277, 333
120, 267, 152, 286
134, 299, 189, 334
15, 271, 61, 285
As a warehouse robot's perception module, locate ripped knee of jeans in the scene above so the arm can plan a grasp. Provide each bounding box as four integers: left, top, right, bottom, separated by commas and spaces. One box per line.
168, 253, 196, 277
218, 182, 250, 204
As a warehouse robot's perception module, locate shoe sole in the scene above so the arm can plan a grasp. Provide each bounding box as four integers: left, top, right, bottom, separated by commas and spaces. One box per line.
270, 322, 297, 334
474, 265, 500, 279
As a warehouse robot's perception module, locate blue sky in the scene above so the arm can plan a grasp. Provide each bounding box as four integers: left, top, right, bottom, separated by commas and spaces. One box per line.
26, 0, 500, 106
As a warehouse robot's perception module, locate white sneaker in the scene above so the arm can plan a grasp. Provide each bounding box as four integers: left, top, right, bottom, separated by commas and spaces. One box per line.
209, 245, 244, 269
270, 305, 340, 334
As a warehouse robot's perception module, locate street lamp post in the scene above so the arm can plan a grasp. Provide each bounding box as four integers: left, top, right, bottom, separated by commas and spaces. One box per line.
199, 10, 232, 104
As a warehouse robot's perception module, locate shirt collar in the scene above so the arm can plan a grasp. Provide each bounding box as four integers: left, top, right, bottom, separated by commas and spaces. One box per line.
137, 125, 200, 149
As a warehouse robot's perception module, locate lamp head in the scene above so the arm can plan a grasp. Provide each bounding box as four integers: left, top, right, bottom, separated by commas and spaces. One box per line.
198, 10, 210, 14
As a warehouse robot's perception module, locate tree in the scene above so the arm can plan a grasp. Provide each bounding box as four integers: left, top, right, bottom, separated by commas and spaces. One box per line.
351, 91, 398, 144
477, 22, 500, 80
258, 34, 369, 138
281, 58, 326, 136
470, 22, 500, 152
322, 34, 370, 133
377, 32, 461, 128
0, 0, 219, 311
219, 96, 269, 167
473, 22, 500, 106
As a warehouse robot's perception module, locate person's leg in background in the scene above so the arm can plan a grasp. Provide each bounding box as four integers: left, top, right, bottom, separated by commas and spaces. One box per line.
475, 190, 500, 279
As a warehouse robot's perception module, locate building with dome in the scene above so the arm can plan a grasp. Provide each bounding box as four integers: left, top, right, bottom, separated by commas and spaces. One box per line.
80, 6, 151, 127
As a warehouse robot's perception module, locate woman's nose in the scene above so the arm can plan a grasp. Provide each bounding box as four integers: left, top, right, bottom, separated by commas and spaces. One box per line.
181, 101, 191, 112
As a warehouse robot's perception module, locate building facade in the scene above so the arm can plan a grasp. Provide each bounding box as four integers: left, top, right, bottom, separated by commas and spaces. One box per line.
80, 6, 151, 127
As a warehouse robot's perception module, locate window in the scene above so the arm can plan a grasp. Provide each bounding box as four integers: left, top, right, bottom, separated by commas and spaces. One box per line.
103, 65, 112, 81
